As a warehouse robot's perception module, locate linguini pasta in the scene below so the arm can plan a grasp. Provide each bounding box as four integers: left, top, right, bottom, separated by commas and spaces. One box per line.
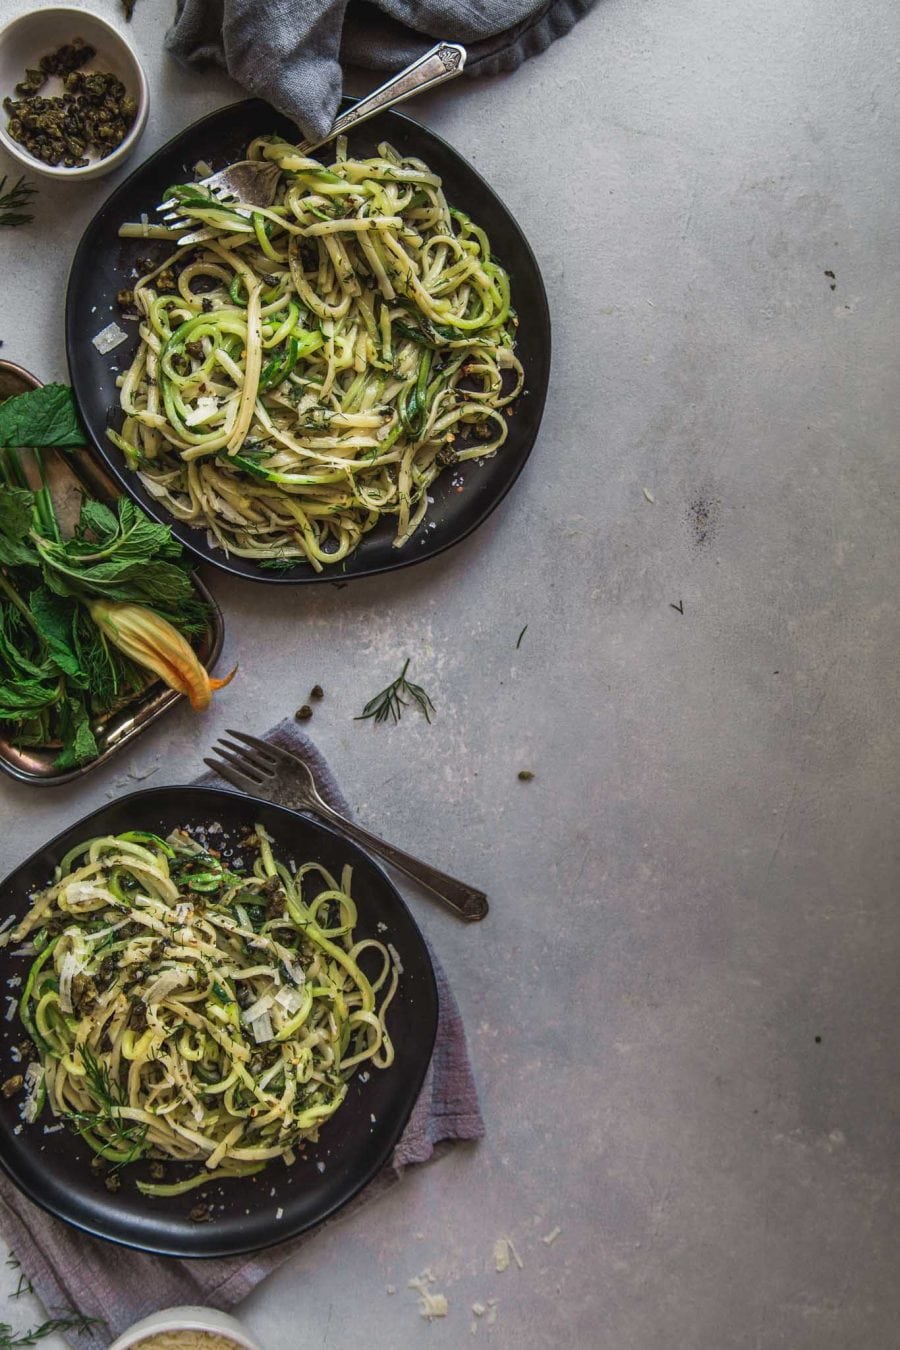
113, 135, 523, 570
9, 824, 397, 1193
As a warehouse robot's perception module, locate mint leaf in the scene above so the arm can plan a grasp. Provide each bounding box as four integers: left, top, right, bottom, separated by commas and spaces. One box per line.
115, 499, 182, 561
29, 587, 85, 683
0, 384, 85, 449
37, 497, 198, 609
78, 499, 118, 538
52, 696, 98, 769
0, 486, 37, 566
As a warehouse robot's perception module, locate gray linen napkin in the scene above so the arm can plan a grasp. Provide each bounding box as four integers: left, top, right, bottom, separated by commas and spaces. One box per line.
0, 720, 483, 1349
166, 0, 597, 141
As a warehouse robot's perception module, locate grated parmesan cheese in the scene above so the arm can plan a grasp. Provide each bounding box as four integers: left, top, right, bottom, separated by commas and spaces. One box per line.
493, 1236, 523, 1272
184, 396, 219, 427
240, 993, 275, 1025
21, 1062, 44, 1122
274, 986, 304, 1014
131, 1333, 245, 1350
66, 880, 117, 909
284, 960, 306, 986
420, 1293, 448, 1321
542, 1226, 562, 1245
408, 1270, 449, 1321
92, 321, 128, 354
249, 1010, 274, 1043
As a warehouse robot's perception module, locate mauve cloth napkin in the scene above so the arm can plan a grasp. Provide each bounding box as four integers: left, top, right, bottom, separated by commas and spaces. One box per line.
0, 719, 483, 1349
166, 0, 597, 141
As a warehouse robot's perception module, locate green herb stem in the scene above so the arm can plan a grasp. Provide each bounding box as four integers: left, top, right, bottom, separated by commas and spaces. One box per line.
0, 1314, 102, 1348
356, 657, 435, 725
0, 175, 37, 230
30, 452, 60, 543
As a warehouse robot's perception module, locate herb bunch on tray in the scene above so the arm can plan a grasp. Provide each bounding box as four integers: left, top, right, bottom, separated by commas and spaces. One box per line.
0, 383, 233, 768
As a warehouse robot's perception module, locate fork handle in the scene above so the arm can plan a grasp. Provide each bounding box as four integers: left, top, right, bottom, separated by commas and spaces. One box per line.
300, 43, 468, 155
306, 795, 488, 922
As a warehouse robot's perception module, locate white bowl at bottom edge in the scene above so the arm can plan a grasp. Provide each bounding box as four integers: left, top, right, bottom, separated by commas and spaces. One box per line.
107, 1306, 264, 1350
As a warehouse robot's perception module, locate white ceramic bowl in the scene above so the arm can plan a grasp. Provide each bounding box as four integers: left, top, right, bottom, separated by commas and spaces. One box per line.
0, 5, 148, 180
107, 1305, 264, 1350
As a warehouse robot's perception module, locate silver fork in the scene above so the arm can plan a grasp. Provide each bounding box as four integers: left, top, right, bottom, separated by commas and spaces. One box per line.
161, 42, 466, 244
205, 729, 488, 922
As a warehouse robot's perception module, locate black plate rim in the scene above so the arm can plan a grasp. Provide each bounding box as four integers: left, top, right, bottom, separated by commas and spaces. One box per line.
65, 97, 551, 585
0, 784, 439, 1257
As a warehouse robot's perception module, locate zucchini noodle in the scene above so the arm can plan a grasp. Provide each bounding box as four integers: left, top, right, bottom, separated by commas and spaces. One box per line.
113, 135, 523, 570
8, 825, 398, 1193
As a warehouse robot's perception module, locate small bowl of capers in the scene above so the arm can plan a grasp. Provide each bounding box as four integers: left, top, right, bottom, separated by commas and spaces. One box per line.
0, 5, 149, 180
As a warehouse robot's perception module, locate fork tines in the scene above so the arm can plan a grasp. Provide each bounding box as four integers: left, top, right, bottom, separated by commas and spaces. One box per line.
204, 730, 296, 795
224, 728, 293, 763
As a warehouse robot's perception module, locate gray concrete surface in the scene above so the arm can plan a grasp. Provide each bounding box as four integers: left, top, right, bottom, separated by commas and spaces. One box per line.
2, 0, 899, 1345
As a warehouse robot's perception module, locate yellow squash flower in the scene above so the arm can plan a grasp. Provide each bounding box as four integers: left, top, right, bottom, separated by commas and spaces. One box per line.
88, 600, 235, 711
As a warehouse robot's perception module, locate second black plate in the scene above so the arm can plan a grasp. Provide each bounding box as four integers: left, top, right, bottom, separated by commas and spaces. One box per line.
0, 786, 438, 1257
65, 99, 551, 584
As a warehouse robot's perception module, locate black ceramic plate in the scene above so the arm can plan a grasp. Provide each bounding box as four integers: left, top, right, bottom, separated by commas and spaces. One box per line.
0, 786, 438, 1257
65, 98, 551, 583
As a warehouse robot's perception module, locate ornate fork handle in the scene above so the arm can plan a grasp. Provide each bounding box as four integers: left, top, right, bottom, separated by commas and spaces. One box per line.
290, 785, 488, 923
299, 43, 467, 155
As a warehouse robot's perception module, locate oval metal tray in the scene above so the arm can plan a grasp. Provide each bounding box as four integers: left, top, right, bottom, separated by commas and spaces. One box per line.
0, 359, 224, 786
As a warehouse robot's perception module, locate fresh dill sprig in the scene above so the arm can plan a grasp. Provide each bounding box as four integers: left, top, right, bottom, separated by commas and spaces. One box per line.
0, 1314, 101, 1348
0, 176, 37, 229
68, 1048, 148, 1166
258, 556, 299, 573
356, 658, 435, 726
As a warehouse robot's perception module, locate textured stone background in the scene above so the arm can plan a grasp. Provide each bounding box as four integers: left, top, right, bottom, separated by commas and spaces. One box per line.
1, 0, 899, 1344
